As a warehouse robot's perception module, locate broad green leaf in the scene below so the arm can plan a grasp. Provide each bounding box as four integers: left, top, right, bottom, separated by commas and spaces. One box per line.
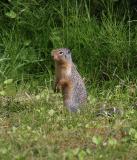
48, 109, 55, 116
0, 91, 6, 96
134, 133, 137, 140
92, 136, 102, 145
108, 138, 117, 146
5, 10, 17, 19
73, 148, 80, 155
78, 150, 87, 160
4, 79, 13, 85
24, 40, 31, 46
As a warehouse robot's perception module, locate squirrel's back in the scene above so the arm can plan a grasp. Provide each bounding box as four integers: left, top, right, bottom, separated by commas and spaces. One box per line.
69, 64, 87, 111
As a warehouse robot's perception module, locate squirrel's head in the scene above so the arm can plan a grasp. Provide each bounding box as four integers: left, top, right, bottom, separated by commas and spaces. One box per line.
51, 48, 72, 64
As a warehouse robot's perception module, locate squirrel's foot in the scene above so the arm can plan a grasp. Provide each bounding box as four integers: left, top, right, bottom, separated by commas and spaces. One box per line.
54, 83, 62, 93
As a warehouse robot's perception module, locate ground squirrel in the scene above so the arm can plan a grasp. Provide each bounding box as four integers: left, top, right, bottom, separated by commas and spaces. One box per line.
51, 48, 87, 112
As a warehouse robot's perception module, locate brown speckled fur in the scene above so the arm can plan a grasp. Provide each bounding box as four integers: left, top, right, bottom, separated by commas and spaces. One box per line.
52, 48, 87, 112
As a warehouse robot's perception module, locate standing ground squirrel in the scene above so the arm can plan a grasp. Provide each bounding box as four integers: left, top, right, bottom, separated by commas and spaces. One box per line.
51, 48, 87, 112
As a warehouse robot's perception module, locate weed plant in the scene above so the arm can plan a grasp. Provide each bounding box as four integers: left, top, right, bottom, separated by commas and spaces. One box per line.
0, 0, 136, 83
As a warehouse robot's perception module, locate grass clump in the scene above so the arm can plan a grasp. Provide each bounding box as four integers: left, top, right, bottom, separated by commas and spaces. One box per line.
0, 80, 136, 159
0, 0, 136, 82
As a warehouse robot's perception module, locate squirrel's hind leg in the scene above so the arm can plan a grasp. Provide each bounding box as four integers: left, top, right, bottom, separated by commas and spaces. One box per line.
53, 78, 62, 93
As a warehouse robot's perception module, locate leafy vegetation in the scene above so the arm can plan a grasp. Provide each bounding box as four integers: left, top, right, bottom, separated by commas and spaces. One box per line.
0, 0, 137, 159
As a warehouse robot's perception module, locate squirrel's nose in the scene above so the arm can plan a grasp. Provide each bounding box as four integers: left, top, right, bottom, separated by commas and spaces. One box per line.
52, 53, 58, 60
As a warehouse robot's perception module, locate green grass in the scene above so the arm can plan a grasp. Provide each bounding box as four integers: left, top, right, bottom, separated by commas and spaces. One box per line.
0, 0, 136, 82
0, 0, 137, 159
0, 79, 137, 159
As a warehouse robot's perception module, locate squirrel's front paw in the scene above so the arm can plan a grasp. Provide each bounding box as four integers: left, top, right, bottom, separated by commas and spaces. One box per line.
54, 84, 62, 93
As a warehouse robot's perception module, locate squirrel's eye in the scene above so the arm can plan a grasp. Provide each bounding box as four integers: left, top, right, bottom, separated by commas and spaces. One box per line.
59, 51, 63, 55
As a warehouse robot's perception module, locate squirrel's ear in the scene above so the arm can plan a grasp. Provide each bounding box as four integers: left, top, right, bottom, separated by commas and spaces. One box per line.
67, 49, 71, 54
